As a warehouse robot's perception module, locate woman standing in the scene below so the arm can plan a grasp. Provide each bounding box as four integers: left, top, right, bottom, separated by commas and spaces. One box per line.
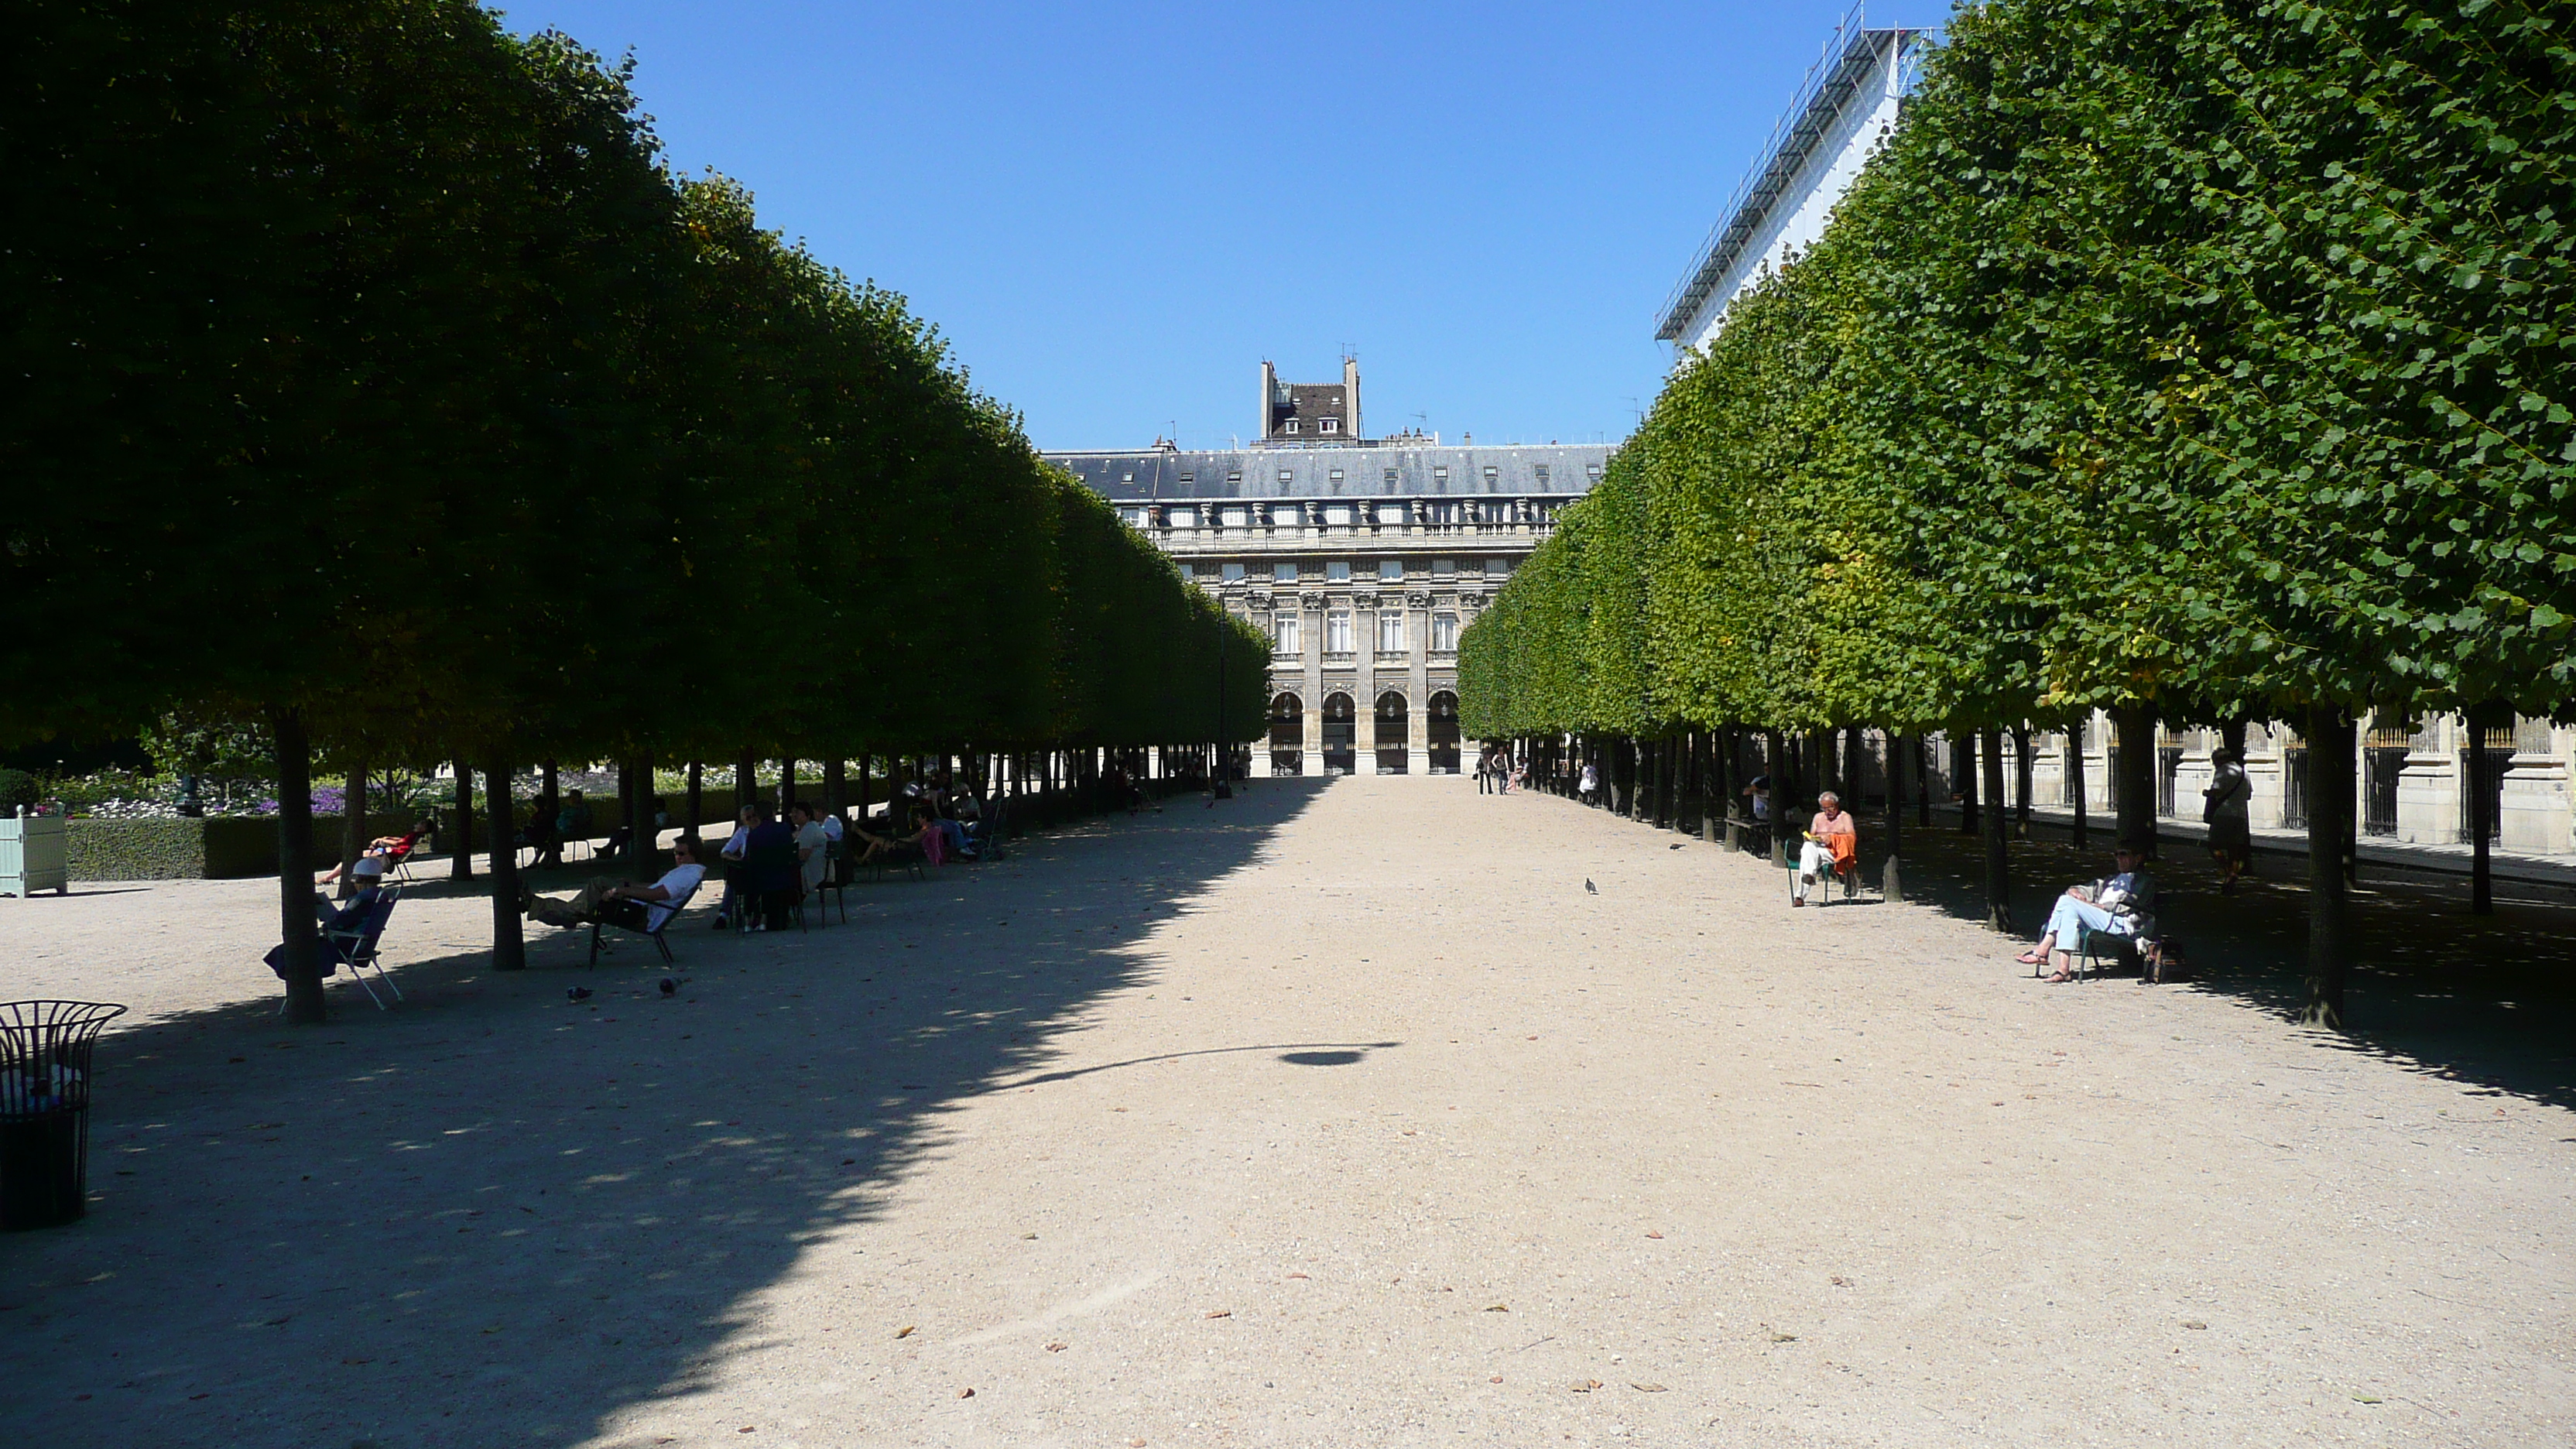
2203, 746, 2253, 893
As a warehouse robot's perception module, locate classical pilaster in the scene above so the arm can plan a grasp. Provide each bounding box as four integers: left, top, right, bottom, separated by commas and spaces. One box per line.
1408, 591, 1433, 775
1301, 591, 1326, 769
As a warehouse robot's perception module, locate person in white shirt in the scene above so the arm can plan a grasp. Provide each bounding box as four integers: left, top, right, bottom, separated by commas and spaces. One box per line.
791, 802, 830, 894
714, 805, 757, 929
524, 836, 707, 932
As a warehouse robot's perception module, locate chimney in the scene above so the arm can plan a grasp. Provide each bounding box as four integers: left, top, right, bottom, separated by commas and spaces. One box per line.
1342, 355, 1362, 441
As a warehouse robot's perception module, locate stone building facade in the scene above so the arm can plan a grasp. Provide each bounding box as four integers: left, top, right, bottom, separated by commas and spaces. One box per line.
1048, 372, 1608, 775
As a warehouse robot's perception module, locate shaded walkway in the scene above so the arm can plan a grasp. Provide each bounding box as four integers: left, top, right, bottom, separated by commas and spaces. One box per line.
1, 782, 1325, 1447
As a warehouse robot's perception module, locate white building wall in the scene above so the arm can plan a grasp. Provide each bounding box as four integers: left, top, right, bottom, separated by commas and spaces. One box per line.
1671, 53, 1907, 357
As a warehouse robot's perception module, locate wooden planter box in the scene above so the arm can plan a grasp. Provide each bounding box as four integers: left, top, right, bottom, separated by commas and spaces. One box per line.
0, 810, 70, 897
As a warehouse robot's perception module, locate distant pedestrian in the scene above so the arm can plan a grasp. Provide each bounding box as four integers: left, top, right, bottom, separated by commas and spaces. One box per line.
2203, 747, 2252, 893
1578, 760, 1600, 807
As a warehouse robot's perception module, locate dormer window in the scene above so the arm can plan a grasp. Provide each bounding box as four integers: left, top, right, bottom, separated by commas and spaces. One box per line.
1320, 418, 1339, 433
1283, 420, 1300, 434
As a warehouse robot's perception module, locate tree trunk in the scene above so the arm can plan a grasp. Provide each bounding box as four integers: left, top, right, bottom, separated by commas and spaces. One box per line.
1765, 729, 1788, 864
272, 707, 327, 1024
2067, 722, 2089, 851
687, 760, 704, 844
626, 755, 656, 876
1980, 728, 2011, 930
336, 760, 367, 899
825, 755, 847, 824
2113, 704, 2156, 855
2303, 704, 2352, 1028
735, 751, 757, 813
2469, 714, 2493, 916
616, 759, 639, 868
450, 761, 475, 880
777, 757, 796, 815
1882, 730, 1906, 903
1845, 724, 1866, 808
1957, 731, 1980, 834
485, 756, 524, 971
1914, 735, 1931, 827
2012, 724, 2033, 839
536, 760, 560, 868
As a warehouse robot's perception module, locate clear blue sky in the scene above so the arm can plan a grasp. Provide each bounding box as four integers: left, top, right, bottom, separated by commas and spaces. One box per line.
497, 1, 1949, 451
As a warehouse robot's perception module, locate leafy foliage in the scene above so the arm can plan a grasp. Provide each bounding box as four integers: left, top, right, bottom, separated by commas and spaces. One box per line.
1463, 0, 2572, 739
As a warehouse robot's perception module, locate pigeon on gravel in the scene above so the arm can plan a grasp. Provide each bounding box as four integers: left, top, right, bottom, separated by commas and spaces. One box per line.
1584, 879, 1598, 895
567, 986, 594, 1002
659, 978, 677, 997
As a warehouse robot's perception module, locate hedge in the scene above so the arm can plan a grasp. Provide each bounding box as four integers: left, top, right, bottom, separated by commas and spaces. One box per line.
68, 812, 413, 880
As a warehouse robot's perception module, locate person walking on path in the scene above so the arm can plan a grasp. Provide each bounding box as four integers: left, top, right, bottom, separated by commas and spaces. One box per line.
1578, 760, 1600, 807
2203, 747, 2252, 893
1793, 792, 1858, 906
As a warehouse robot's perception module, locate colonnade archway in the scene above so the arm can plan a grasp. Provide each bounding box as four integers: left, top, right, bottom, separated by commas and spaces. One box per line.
1268, 693, 1304, 776
1427, 690, 1461, 773
1321, 693, 1356, 775
1375, 691, 1410, 775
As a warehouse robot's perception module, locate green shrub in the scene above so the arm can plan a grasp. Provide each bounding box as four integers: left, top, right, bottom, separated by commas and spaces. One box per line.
0, 768, 38, 817
67, 819, 208, 879
66, 813, 415, 879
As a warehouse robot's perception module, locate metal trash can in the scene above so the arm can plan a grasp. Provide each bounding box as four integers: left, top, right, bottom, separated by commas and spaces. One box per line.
0, 1001, 127, 1230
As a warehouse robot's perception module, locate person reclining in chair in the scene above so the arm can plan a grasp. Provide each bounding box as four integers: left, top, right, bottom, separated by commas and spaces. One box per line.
1792, 791, 1857, 906
522, 836, 705, 933
2019, 839, 2157, 981
855, 802, 940, 867
319, 820, 435, 884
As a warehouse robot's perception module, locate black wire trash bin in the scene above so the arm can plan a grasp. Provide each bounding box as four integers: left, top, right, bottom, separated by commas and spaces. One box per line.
1, 1000, 127, 1230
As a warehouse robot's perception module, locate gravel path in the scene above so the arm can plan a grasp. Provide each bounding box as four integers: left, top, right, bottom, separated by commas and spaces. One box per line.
2, 777, 2568, 1447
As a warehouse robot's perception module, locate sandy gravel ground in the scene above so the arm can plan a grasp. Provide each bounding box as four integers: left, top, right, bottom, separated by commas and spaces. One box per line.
2, 777, 2569, 1448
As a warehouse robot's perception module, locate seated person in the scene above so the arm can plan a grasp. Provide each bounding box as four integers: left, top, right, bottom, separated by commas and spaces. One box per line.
318, 820, 433, 883
714, 804, 757, 927
522, 836, 705, 932
855, 803, 939, 866
1742, 773, 1773, 824
1792, 791, 1858, 906
741, 805, 802, 929
791, 802, 830, 896
268, 857, 389, 976
2019, 840, 2159, 981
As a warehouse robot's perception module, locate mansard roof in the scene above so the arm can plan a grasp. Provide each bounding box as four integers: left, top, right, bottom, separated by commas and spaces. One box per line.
1046, 442, 1612, 502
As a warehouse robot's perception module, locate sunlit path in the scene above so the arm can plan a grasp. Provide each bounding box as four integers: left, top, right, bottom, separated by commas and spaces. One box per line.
4, 776, 2568, 1447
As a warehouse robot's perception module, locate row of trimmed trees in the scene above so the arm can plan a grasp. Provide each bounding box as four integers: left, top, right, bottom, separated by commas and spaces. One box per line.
1461, 0, 2572, 1027
1, 0, 1262, 1020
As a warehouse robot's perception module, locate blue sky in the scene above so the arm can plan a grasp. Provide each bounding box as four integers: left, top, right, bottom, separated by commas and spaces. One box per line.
498, 1, 1949, 450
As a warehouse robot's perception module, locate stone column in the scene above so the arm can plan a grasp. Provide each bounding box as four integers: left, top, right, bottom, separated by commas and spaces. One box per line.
1408, 592, 1433, 775
1351, 591, 1377, 774
1302, 593, 1326, 772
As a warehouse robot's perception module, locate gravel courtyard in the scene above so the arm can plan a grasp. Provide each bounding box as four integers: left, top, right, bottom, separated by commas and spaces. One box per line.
2, 776, 2568, 1447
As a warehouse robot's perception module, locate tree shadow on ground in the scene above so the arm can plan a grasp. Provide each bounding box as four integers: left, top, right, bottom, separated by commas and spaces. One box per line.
1698, 807, 2576, 1113
0, 779, 1328, 1448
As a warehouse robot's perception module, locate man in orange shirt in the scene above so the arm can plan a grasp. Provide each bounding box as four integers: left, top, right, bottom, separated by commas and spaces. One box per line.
1793, 791, 1858, 906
